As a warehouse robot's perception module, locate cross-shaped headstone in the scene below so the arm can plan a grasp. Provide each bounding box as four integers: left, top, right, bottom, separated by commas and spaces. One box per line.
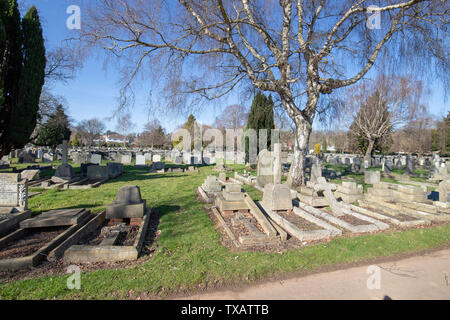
313, 177, 344, 217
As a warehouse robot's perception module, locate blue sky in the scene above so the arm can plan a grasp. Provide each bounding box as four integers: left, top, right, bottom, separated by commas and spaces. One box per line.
21, 0, 449, 133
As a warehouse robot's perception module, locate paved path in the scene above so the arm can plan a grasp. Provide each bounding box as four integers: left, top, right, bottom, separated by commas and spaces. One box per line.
181, 249, 450, 300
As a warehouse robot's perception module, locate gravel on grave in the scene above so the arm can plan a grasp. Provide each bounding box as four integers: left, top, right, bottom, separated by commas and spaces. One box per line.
322, 208, 369, 226
375, 211, 419, 222
276, 211, 323, 231
75, 222, 140, 246
0, 209, 162, 284
0, 226, 68, 259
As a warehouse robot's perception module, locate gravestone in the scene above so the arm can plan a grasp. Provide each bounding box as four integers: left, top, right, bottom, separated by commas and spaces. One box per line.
310, 163, 322, 184
121, 154, 132, 165
19, 152, 36, 164
20, 170, 40, 181
201, 176, 222, 193
364, 171, 380, 184
87, 165, 109, 180
313, 177, 343, 217
261, 183, 292, 212
107, 162, 123, 178
405, 154, 415, 175
384, 158, 393, 173
334, 181, 363, 203
223, 184, 244, 201
90, 154, 102, 165
106, 185, 146, 219
152, 154, 161, 162
439, 180, 449, 203
433, 153, 440, 174
257, 149, 277, 187
0, 173, 28, 211
53, 141, 74, 182
151, 161, 165, 172
135, 155, 146, 167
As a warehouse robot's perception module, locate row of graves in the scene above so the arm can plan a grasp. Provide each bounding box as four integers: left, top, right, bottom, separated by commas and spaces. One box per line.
0, 171, 152, 271
200, 149, 450, 250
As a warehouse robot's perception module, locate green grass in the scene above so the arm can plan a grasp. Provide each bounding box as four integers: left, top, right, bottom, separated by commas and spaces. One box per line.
0, 162, 449, 299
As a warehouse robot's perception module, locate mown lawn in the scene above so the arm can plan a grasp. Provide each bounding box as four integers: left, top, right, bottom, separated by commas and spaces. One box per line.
0, 163, 449, 299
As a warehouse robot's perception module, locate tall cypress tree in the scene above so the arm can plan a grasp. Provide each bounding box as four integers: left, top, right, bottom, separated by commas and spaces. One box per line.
245, 92, 275, 163
0, 1, 46, 157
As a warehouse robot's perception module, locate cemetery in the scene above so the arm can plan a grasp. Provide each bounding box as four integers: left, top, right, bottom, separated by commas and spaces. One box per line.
0, 0, 448, 301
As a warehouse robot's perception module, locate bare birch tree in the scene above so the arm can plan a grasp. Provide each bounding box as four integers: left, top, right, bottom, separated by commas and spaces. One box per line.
78, 0, 449, 186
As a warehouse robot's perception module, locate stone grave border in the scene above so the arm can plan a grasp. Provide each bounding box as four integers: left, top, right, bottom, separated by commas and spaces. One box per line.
63, 208, 151, 263
0, 210, 93, 271
260, 202, 342, 241
296, 201, 387, 233
355, 200, 429, 227
360, 196, 445, 223
0, 210, 31, 238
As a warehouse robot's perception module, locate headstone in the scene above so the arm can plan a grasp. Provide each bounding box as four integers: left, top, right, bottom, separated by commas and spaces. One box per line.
364, 171, 380, 184
0, 173, 28, 210
152, 154, 161, 162
151, 161, 165, 172
405, 154, 415, 175
222, 183, 244, 201
19, 152, 36, 164
433, 153, 440, 174
87, 165, 109, 180
201, 176, 222, 193
53, 141, 74, 182
335, 181, 363, 203
310, 163, 322, 184
384, 158, 393, 173
90, 154, 102, 165
121, 154, 132, 165
20, 170, 40, 181
106, 185, 146, 219
313, 177, 343, 217
439, 180, 449, 203
107, 162, 123, 179
135, 155, 146, 166
257, 149, 274, 187
261, 183, 293, 212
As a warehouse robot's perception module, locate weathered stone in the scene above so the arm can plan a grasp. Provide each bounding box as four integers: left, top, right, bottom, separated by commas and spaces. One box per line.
106, 185, 146, 219
121, 154, 132, 165
107, 162, 123, 178
364, 171, 380, 184
20, 170, 40, 181
90, 154, 102, 165
0, 173, 28, 209
261, 183, 293, 212
135, 155, 146, 166
439, 180, 449, 203
87, 165, 109, 180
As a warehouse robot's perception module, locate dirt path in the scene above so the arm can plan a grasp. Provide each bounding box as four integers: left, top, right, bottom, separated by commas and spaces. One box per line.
180, 249, 450, 300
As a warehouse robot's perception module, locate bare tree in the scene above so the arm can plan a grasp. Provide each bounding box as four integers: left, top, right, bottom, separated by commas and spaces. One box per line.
79, 0, 448, 186
116, 113, 135, 147
345, 75, 427, 159
214, 104, 249, 130
76, 118, 106, 146
137, 119, 167, 148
